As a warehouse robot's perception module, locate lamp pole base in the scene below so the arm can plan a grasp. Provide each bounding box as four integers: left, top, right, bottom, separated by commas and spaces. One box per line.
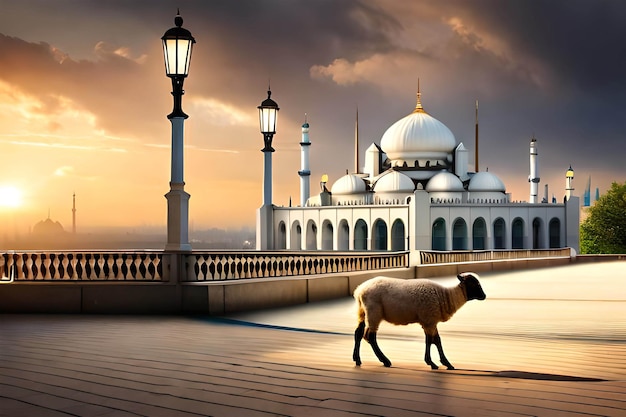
165, 184, 192, 252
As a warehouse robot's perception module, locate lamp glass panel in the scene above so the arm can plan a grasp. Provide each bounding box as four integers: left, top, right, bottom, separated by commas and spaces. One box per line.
259, 107, 277, 134
163, 38, 192, 76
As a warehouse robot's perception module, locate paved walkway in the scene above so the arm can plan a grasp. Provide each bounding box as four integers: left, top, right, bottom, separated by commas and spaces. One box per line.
1, 262, 625, 416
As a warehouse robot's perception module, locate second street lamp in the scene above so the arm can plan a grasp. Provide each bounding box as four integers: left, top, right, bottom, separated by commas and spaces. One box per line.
162, 10, 195, 251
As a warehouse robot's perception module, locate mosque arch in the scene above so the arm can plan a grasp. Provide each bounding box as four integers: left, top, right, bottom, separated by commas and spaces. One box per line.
290, 222, 302, 250
432, 218, 446, 250
549, 218, 561, 248
372, 219, 388, 250
277, 221, 287, 249
452, 218, 468, 250
306, 220, 317, 250
472, 217, 487, 250
338, 219, 350, 251
391, 219, 406, 251
322, 220, 334, 250
493, 218, 506, 249
354, 219, 368, 250
532, 217, 544, 249
512, 217, 525, 249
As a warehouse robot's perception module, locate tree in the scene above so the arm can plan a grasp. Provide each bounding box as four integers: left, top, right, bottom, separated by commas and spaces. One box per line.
580, 181, 626, 254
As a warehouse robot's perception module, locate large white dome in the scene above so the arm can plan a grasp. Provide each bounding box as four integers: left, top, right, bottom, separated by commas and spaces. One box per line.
425, 171, 464, 192
468, 171, 506, 192
374, 170, 415, 193
380, 96, 456, 168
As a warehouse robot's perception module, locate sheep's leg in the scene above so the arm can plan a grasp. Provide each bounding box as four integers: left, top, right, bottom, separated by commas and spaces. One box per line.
365, 330, 392, 367
353, 321, 365, 366
433, 332, 455, 370
423, 333, 439, 370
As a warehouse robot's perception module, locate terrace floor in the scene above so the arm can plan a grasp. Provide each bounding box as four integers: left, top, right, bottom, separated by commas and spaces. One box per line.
1, 261, 625, 416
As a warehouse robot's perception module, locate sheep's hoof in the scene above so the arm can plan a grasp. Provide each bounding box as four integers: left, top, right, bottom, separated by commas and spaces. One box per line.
383, 360, 392, 368
354, 359, 362, 366
429, 363, 439, 370
446, 365, 455, 370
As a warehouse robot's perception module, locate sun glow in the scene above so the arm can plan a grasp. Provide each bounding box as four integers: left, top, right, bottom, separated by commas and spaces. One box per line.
0, 186, 22, 208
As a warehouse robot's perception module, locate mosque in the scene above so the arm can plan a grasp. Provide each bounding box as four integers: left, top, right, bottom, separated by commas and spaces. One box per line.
256, 88, 580, 265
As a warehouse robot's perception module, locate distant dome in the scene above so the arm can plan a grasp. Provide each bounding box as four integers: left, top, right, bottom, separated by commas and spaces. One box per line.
374, 170, 415, 193
380, 94, 456, 167
468, 171, 506, 192
426, 171, 464, 192
33, 218, 65, 236
331, 174, 368, 195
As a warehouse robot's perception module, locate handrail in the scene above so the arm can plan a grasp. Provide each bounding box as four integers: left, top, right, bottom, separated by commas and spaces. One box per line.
183, 251, 409, 281
1, 251, 165, 281
419, 248, 571, 265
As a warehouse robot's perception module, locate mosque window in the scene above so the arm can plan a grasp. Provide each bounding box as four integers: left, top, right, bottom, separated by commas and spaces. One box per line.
432, 218, 446, 250
549, 218, 561, 248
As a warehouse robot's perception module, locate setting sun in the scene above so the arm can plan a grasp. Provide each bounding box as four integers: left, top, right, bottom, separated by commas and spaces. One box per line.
0, 186, 22, 208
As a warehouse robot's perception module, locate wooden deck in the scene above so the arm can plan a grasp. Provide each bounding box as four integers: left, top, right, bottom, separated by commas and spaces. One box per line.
1, 262, 625, 416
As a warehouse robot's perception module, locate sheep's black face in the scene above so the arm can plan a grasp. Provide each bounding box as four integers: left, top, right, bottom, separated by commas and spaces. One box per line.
458, 272, 486, 301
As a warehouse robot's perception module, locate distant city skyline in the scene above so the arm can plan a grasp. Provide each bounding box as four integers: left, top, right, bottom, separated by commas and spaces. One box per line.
0, 0, 624, 234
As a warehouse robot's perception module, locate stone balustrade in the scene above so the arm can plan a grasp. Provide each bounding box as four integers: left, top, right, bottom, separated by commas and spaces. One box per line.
419, 248, 571, 265
183, 251, 409, 281
1, 251, 165, 281
1, 249, 574, 282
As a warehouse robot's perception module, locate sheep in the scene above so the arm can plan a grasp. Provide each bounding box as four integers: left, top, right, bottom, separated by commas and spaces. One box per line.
352, 272, 486, 370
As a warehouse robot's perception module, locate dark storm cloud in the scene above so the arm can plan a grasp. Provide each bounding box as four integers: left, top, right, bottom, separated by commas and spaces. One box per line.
450, 0, 626, 92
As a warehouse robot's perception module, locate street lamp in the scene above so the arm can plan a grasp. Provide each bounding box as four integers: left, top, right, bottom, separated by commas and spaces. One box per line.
256, 88, 279, 250
162, 10, 195, 251
258, 88, 279, 205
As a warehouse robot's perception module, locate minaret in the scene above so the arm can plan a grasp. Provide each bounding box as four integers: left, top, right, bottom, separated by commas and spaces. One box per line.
475, 100, 479, 172
528, 136, 540, 203
354, 107, 359, 173
298, 115, 311, 206
566, 165, 574, 200
72, 192, 76, 234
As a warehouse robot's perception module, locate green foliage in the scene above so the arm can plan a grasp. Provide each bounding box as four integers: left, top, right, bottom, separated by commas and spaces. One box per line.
580, 181, 626, 254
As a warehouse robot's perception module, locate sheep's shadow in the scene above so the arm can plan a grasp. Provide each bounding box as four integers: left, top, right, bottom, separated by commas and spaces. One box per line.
440, 369, 606, 382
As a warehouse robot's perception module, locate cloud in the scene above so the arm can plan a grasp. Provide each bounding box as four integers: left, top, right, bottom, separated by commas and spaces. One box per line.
54, 166, 74, 176
190, 97, 254, 127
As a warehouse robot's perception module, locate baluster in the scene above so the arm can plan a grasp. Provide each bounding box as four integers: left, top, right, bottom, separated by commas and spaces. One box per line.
41, 254, 52, 280
123, 255, 132, 279
132, 255, 142, 280
28, 254, 38, 280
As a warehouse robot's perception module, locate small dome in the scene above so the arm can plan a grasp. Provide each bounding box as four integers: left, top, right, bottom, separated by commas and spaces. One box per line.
468, 172, 506, 192
426, 171, 464, 192
331, 174, 367, 195
374, 170, 415, 192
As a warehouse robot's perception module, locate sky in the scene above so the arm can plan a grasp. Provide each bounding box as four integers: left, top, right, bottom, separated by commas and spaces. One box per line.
0, 0, 624, 234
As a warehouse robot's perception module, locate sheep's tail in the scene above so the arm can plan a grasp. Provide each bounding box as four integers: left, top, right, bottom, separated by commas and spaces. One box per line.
353, 285, 366, 324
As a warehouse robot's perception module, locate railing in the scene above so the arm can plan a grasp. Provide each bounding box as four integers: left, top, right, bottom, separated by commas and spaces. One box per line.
0, 250, 409, 282
419, 248, 571, 265
183, 251, 409, 281
1, 251, 166, 281
1, 249, 575, 281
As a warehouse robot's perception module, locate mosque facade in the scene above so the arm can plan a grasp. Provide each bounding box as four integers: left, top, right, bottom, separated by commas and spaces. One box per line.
256, 90, 580, 265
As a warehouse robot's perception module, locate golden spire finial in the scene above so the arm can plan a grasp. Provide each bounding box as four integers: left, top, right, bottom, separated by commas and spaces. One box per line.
413, 78, 425, 113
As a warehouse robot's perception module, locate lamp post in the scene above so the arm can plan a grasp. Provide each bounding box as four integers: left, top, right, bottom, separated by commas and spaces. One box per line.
256, 88, 279, 250
162, 10, 195, 251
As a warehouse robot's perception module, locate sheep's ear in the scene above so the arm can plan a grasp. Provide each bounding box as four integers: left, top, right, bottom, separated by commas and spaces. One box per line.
457, 273, 465, 282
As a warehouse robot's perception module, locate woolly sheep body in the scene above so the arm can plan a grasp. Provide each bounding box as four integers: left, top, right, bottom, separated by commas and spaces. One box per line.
354, 277, 467, 330
352, 273, 486, 369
